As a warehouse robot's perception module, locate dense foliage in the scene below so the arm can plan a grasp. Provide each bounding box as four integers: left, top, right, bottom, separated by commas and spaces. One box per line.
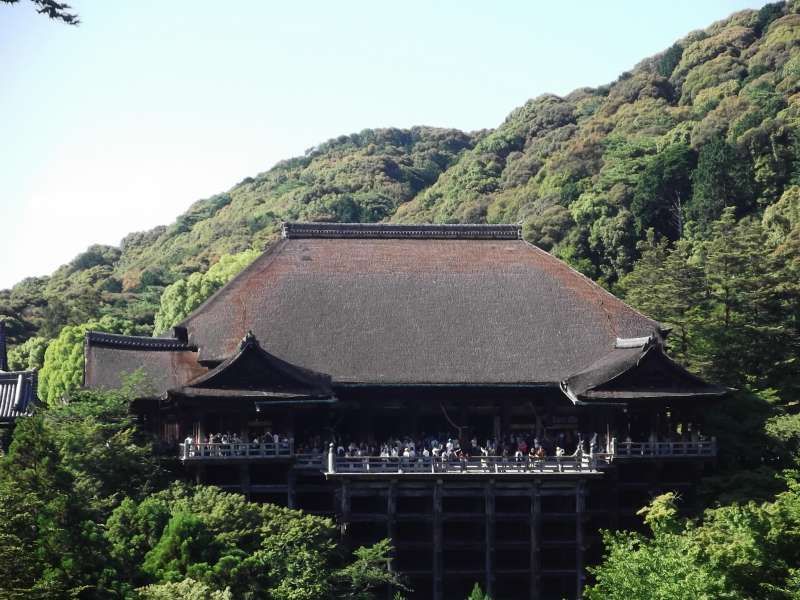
152, 249, 259, 334
0, 387, 403, 599
586, 481, 800, 599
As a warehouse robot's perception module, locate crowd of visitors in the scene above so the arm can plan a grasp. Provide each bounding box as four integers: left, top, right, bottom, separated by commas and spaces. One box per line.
321, 430, 603, 460
181, 429, 711, 461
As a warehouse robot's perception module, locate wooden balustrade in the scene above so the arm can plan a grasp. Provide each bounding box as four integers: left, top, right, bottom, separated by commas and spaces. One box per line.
180, 441, 293, 460
178, 439, 718, 467
613, 439, 716, 458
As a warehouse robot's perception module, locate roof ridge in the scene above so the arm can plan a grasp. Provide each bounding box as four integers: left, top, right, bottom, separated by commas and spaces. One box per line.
86, 331, 195, 351
282, 221, 522, 240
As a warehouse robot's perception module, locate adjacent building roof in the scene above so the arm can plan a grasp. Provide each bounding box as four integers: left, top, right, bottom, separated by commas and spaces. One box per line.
0, 371, 37, 423
0, 323, 38, 423
84, 332, 207, 394
174, 222, 660, 385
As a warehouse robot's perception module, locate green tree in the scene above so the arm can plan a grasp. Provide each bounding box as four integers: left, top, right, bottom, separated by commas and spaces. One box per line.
152, 249, 259, 334
0, 416, 100, 598
688, 136, 755, 227
621, 231, 706, 367
587, 481, 800, 600
137, 578, 233, 600
38, 314, 138, 405
631, 144, 695, 239
6, 335, 48, 371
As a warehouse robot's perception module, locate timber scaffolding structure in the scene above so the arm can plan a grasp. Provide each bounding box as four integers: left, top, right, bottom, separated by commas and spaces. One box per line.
84, 222, 728, 600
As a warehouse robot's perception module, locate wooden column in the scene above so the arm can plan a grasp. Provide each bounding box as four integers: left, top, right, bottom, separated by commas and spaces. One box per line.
340, 479, 351, 538
576, 480, 586, 599
501, 399, 511, 439
433, 479, 443, 600
387, 479, 397, 598
609, 464, 620, 532
287, 468, 297, 509
530, 480, 541, 600
485, 479, 496, 597
239, 464, 251, 501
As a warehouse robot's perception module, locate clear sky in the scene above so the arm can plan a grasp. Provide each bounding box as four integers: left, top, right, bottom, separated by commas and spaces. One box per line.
0, 0, 770, 289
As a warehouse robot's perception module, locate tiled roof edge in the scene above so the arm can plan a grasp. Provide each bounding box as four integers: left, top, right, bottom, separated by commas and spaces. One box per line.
86, 331, 196, 351
282, 222, 522, 240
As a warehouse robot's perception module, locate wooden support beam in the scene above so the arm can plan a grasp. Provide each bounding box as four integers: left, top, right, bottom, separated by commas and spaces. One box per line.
287, 468, 297, 509
239, 464, 251, 501
530, 480, 541, 600
576, 480, 586, 599
340, 479, 351, 552
485, 479, 496, 597
609, 465, 620, 532
433, 479, 443, 600
387, 479, 397, 600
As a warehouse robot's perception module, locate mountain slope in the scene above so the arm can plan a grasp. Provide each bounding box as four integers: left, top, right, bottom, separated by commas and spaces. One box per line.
396, 4, 800, 280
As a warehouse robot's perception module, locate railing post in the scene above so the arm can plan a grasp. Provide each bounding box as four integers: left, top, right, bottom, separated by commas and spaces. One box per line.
328, 443, 335, 474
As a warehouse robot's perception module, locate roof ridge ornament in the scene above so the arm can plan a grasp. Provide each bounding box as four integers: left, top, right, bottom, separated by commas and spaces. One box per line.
281, 221, 522, 240
240, 330, 258, 349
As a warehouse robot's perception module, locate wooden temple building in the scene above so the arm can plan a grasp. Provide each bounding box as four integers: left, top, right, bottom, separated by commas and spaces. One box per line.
84, 223, 727, 600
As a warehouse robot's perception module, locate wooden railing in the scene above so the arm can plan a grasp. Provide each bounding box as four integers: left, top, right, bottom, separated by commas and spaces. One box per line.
180, 441, 293, 460
325, 454, 600, 475
612, 439, 716, 458
178, 439, 717, 465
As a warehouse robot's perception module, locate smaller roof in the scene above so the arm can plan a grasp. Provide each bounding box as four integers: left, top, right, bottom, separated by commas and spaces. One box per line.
84, 332, 206, 396
179, 332, 332, 400
561, 337, 727, 404
0, 371, 38, 423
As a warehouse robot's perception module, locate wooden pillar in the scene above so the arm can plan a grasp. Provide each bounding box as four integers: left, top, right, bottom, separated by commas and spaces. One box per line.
239, 464, 251, 501
576, 480, 586, 599
485, 479, 496, 597
387, 479, 397, 598
609, 464, 620, 532
195, 464, 206, 486
340, 479, 351, 537
287, 468, 297, 509
433, 479, 443, 600
501, 399, 511, 439
530, 480, 541, 600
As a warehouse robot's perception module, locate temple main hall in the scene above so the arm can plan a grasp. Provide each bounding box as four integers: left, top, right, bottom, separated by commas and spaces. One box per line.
84, 222, 726, 600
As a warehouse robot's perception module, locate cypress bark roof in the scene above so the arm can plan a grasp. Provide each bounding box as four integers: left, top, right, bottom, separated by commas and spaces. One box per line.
170, 222, 661, 384
83, 223, 678, 393
561, 337, 727, 403
84, 332, 207, 393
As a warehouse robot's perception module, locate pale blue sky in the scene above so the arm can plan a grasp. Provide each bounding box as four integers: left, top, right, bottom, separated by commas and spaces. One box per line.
0, 0, 769, 289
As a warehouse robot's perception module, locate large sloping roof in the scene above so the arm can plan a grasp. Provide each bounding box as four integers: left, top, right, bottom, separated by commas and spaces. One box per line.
172, 223, 660, 385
